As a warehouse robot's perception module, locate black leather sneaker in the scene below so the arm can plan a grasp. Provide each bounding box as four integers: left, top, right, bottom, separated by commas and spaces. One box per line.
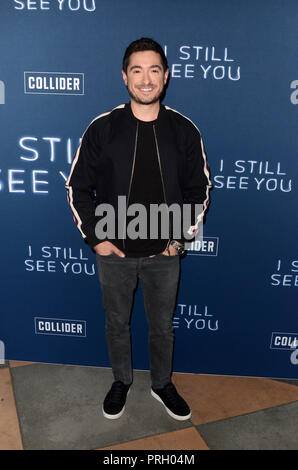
102, 381, 131, 419
151, 382, 191, 420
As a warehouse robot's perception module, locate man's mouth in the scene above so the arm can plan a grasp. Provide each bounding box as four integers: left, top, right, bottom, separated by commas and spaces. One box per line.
138, 87, 154, 93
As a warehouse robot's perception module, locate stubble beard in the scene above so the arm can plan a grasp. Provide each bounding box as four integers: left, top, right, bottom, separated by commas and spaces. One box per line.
127, 84, 164, 106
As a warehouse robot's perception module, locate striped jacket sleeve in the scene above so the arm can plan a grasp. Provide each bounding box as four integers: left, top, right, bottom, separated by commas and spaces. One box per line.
65, 122, 101, 249
184, 124, 212, 239
177, 120, 212, 243
165, 106, 212, 242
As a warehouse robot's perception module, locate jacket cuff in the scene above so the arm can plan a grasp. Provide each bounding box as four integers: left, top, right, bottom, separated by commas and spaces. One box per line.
86, 231, 102, 250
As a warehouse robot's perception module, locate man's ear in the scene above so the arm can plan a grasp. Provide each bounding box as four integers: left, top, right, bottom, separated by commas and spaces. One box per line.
122, 69, 128, 86
164, 68, 169, 85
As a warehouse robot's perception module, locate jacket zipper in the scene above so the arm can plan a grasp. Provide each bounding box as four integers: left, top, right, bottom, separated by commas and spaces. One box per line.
153, 125, 171, 252
123, 122, 139, 250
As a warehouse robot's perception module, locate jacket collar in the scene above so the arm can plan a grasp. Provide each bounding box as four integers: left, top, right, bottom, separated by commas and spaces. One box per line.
124, 101, 167, 124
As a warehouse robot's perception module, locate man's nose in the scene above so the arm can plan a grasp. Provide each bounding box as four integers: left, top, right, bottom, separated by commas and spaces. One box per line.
142, 71, 151, 84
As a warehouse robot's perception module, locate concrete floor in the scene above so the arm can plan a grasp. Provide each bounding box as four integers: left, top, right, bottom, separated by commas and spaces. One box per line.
1, 360, 298, 450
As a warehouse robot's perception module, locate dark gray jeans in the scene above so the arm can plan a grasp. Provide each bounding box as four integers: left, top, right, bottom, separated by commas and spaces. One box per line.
96, 252, 180, 389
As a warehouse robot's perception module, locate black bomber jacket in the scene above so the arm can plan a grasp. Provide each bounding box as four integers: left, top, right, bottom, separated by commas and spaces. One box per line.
65, 102, 212, 252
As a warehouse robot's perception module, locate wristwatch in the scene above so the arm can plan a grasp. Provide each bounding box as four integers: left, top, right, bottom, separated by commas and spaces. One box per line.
170, 240, 185, 255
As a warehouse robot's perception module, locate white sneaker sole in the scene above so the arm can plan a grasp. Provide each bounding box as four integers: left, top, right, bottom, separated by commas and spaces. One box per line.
151, 389, 192, 421
102, 405, 125, 420
102, 388, 130, 419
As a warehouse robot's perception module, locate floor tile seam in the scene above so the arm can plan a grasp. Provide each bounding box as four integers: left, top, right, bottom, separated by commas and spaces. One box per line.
194, 398, 298, 428
191, 426, 210, 450
7, 364, 298, 383
0, 361, 9, 369
9, 361, 72, 369
174, 372, 298, 381
6, 367, 25, 450
272, 378, 298, 387
95, 425, 196, 450
9, 363, 38, 374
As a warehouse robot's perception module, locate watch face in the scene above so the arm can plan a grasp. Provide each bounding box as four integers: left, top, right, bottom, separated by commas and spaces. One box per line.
171, 241, 184, 254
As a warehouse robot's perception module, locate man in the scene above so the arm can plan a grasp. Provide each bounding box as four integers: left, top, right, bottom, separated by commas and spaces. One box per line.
65, 38, 212, 421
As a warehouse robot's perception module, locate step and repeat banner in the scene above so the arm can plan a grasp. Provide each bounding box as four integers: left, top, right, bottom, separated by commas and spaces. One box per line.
0, 0, 297, 379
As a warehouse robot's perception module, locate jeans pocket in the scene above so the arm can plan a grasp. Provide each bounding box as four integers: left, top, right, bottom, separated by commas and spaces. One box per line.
97, 252, 117, 257
156, 252, 178, 258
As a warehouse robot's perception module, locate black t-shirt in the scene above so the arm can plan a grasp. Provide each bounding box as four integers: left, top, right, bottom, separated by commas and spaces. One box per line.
124, 119, 169, 257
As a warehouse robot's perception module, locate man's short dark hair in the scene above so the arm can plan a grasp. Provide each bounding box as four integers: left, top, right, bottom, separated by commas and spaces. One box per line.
122, 37, 168, 73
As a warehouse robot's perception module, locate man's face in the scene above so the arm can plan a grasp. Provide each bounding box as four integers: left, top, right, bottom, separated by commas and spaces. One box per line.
122, 50, 169, 106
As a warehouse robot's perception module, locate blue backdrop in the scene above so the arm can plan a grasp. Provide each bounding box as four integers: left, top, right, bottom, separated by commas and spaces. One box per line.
1, 0, 297, 379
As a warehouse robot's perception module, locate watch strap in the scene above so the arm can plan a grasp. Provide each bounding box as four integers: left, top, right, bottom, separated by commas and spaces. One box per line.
170, 240, 185, 254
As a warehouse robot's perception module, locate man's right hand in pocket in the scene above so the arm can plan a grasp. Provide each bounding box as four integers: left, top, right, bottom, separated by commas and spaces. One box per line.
93, 241, 126, 257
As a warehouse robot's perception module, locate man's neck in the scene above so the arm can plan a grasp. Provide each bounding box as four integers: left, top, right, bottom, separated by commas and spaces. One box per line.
130, 100, 160, 122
